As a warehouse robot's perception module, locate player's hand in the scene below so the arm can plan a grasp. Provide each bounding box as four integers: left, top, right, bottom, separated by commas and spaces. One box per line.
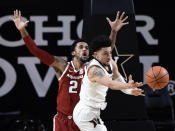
128, 75, 143, 89
9, 10, 29, 31
106, 11, 129, 33
131, 88, 145, 96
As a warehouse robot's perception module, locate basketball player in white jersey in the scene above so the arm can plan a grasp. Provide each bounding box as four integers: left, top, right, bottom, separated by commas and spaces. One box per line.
73, 35, 144, 131
10, 10, 132, 131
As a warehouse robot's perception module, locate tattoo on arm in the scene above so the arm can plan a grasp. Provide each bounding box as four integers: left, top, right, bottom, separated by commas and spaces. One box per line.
93, 67, 104, 78
53, 66, 62, 73
55, 56, 67, 66
51, 56, 67, 74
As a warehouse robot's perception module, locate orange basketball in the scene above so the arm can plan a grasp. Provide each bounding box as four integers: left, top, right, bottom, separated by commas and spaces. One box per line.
145, 66, 169, 90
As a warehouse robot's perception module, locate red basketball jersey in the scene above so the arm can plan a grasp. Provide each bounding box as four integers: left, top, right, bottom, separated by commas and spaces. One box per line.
57, 61, 85, 116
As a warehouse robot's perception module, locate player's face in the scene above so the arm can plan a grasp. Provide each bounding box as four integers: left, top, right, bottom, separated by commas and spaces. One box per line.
94, 47, 112, 65
73, 42, 89, 63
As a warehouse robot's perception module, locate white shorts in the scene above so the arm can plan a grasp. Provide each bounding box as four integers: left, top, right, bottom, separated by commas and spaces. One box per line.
73, 101, 107, 131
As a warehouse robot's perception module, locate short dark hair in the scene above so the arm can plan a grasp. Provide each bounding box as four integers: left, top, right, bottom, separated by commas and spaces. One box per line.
70, 39, 88, 53
90, 35, 111, 54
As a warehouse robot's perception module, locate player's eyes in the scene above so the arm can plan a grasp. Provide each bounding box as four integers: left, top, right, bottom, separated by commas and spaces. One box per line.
79, 45, 83, 49
104, 52, 111, 56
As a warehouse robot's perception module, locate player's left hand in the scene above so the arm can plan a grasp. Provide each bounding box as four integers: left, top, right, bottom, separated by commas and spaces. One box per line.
128, 75, 144, 96
131, 88, 145, 96
106, 11, 129, 33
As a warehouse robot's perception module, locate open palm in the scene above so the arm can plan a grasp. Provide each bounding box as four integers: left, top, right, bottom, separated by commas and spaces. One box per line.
106, 11, 129, 32
10, 10, 29, 31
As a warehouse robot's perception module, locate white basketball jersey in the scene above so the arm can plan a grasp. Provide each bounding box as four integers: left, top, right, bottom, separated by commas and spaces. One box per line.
79, 59, 113, 110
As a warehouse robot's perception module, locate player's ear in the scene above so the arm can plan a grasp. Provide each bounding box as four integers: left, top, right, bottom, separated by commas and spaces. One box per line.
93, 52, 100, 59
93, 52, 97, 57
72, 51, 75, 56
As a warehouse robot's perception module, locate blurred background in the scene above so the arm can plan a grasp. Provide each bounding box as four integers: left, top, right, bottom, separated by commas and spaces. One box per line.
0, 0, 174, 130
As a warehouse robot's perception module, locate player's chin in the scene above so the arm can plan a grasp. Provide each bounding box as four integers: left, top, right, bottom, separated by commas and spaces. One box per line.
82, 55, 89, 59
103, 62, 110, 66
105, 61, 110, 65
80, 57, 88, 63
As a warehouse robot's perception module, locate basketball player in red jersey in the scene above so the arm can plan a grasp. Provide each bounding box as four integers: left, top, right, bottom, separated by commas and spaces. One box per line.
10, 10, 130, 131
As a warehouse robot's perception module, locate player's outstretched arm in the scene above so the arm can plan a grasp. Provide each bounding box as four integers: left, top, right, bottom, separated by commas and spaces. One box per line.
87, 65, 142, 90
118, 75, 144, 96
10, 10, 67, 75
111, 59, 144, 96
106, 11, 129, 50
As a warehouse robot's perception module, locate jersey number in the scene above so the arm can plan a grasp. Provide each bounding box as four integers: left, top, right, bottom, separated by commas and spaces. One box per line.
69, 80, 78, 93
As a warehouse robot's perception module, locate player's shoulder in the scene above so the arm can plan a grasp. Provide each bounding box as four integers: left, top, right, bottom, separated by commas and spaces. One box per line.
87, 59, 102, 70
88, 65, 102, 74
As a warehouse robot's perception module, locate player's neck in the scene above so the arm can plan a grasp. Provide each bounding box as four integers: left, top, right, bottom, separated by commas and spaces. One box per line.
73, 58, 84, 70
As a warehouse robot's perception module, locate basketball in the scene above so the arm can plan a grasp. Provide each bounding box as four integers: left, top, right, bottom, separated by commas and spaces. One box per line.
145, 66, 169, 90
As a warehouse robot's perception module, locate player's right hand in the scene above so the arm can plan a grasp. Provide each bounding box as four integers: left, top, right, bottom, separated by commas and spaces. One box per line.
128, 75, 143, 89
9, 9, 29, 31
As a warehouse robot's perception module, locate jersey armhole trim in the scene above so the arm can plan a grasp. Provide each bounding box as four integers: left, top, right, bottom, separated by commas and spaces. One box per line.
58, 62, 70, 81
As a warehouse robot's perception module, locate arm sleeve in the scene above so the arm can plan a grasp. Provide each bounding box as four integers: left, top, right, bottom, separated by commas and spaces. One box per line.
116, 75, 132, 95
23, 35, 55, 66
